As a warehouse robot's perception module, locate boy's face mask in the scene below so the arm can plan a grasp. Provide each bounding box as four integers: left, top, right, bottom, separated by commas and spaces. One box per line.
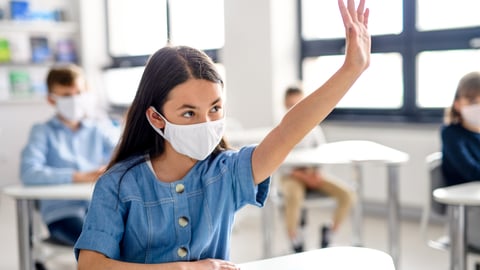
146, 106, 225, 160
53, 93, 90, 122
461, 103, 480, 128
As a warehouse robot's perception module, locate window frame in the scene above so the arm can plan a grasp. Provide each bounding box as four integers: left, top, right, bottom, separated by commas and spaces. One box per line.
299, 0, 480, 123
104, 0, 220, 69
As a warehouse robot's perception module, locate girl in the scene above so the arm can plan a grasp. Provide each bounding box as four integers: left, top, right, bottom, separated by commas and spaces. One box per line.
441, 71, 480, 250
75, 0, 371, 269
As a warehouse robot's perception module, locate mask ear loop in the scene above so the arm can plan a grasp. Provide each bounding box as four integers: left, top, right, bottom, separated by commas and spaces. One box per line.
146, 106, 167, 138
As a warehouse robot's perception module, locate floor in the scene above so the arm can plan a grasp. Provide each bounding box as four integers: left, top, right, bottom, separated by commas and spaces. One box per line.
0, 193, 476, 270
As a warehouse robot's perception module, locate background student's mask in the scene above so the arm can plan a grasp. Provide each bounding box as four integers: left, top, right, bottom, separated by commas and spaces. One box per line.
461, 103, 480, 127
147, 106, 225, 160
53, 93, 90, 121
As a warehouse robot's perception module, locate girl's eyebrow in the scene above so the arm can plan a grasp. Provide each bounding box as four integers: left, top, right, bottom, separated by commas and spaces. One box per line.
211, 97, 222, 105
176, 97, 222, 111
177, 104, 196, 110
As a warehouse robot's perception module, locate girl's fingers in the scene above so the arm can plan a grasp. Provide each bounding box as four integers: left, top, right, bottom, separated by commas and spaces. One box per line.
356, 0, 366, 23
347, 0, 357, 21
338, 0, 369, 29
363, 8, 370, 28
338, 0, 352, 28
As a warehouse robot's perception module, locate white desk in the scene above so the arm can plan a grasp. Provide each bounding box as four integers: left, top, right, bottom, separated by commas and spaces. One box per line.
238, 246, 396, 270
2, 183, 95, 270
259, 140, 409, 269
433, 181, 480, 270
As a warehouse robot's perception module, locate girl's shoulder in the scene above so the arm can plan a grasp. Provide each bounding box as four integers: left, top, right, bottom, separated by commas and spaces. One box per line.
94, 155, 148, 196
213, 145, 256, 161
442, 123, 464, 135
103, 155, 147, 181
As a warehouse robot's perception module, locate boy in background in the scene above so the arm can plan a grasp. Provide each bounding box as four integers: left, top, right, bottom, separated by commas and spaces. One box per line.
20, 64, 118, 246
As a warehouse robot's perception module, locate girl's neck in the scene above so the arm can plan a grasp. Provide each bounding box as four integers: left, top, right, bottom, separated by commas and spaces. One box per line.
151, 146, 197, 183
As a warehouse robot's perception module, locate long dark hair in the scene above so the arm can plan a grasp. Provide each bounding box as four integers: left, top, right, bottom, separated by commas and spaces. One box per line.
107, 46, 228, 170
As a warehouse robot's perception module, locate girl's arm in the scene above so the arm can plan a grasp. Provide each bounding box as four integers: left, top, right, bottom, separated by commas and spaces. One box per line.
252, 0, 371, 184
78, 250, 240, 270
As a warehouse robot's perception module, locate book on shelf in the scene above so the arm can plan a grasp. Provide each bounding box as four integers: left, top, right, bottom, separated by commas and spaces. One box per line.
9, 70, 31, 97
0, 38, 10, 63
3, 33, 31, 64
30, 36, 52, 63
55, 39, 77, 63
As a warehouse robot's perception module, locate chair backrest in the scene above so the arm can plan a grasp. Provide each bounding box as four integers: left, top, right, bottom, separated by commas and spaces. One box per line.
420, 152, 448, 249
426, 152, 447, 216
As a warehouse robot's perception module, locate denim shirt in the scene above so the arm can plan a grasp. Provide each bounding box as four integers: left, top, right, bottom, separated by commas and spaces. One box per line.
20, 116, 118, 224
74, 145, 270, 263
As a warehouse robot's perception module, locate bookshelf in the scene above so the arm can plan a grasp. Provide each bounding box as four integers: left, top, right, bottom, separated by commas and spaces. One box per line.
0, 0, 81, 104
0, 20, 78, 34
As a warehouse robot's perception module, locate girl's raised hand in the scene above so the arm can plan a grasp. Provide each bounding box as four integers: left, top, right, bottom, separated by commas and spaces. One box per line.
338, 0, 371, 73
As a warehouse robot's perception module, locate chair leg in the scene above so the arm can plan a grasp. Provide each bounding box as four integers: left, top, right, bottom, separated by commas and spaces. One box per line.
300, 208, 307, 227
35, 261, 48, 270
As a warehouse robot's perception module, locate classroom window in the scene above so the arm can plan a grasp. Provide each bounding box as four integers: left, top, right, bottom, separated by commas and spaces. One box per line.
302, 53, 403, 109
105, 0, 224, 66
169, 0, 224, 50
106, 0, 168, 58
104, 0, 224, 107
301, 0, 403, 39
417, 49, 480, 108
300, 0, 480, 122
416, 0, 480, 31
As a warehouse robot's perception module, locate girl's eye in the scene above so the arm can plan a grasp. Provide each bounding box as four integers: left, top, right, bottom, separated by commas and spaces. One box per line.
182, 111, 194, 118
211, 105, 222, 113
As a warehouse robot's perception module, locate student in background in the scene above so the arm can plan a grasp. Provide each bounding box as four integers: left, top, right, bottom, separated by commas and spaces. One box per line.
281, 86, 355, 252
441, 71, 480, 250
75, 1, 370, 269
20, 64, 118, 246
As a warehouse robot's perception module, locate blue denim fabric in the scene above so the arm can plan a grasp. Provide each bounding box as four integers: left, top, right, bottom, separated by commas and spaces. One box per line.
74, 145, 270, 264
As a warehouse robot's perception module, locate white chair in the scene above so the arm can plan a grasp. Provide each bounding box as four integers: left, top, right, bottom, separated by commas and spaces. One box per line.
31, 201, 76, 270
268, 172, 337, 248
420, 152, 480, 270
420, 152, 448, 250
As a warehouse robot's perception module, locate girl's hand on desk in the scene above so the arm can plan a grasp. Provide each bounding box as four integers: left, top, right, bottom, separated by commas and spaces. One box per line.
79, 250, 239, 270
189, 258, 240, 270
73, 166, 107, 183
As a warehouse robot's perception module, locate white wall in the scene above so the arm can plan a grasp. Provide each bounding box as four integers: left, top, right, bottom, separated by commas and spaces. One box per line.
223, 0, 299, 128
0, 0, 443, 212
0, 101, 54, 186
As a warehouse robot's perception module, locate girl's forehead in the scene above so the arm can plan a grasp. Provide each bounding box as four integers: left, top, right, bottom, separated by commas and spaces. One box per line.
166, 79, 223, 103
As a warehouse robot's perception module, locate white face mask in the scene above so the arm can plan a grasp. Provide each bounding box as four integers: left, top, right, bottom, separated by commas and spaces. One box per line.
146, 106, 225, 160
53, 93, 89, 122
461, 103, 480, 128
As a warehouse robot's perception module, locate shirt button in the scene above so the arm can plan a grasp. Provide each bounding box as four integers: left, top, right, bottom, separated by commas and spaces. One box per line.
178, 216, 189, 227
177, 247, 188, 258
175, 184, 185, 193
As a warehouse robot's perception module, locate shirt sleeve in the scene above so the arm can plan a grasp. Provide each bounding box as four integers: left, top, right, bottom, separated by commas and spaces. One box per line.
20, 124, 74, 185
74, 173, 126, 260
231, 146, 270, 210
